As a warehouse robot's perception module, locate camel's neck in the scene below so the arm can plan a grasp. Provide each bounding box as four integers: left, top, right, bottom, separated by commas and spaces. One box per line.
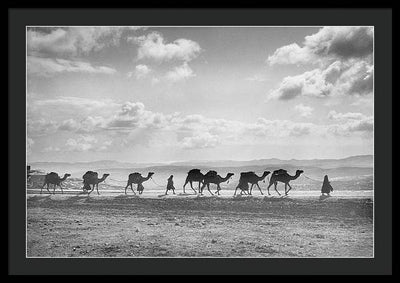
258, 172, 269, 181
144, 174, 152, 181
221, 174, 232, 182
60, 174, 69, 181
290, 172, 301, 180
99, 175, 108, 182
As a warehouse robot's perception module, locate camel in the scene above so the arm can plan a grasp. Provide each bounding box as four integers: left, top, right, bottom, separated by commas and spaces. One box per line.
199, 171, 234, 195
267, 169, 304, 196
125, 172, 154, 195
82, 171, 110, 195
239, 171, 271, 195
183, 169, 205, 194
234, 179, 250, 196
41, 172, 71, 194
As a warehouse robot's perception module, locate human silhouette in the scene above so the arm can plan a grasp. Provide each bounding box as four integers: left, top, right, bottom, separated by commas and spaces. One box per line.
321, 175, 334, 196
165, 175, 176, 195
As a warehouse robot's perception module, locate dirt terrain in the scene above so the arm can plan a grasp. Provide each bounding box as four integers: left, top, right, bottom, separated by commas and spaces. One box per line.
27, 194, 373, 257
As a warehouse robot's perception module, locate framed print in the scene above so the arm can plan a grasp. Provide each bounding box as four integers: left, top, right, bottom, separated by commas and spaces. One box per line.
9, 7, 392, 275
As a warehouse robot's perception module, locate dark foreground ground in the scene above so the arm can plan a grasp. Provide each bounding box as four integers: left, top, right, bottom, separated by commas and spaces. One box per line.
27, 194, 373, 257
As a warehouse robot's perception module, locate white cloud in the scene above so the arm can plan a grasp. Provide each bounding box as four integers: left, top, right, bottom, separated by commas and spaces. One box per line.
129, 32, 202, 62
27, 27, 145, 57
27, 56, 117, 77
28, 101, 374, 154
327, 111, 373, 136
267, 26, 373, 66
328, 110, 367, 121
294, 104, 313, 117
267, 43, 314, 66
128, 64, 152, 79
165, 62, 195, 82
268, 60, 373, 100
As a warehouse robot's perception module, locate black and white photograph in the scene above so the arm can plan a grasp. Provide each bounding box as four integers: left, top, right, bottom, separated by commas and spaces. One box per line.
24, 25, 376, 259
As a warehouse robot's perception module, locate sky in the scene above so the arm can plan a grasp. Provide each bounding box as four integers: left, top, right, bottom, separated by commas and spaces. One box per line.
26, 26, 374, 163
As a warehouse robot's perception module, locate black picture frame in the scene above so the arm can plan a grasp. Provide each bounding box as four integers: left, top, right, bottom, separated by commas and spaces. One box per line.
9, 7, 393, 275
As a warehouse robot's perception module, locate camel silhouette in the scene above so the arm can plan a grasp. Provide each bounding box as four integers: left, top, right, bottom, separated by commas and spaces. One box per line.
267, 169, 304, 196
125, 172, 154, 195
41, 172, 71, 194
82, 171, 109, 195
238, 171, 271, 195
234, 179, 250, 196
183, 169, 205, 194
199, 171, 234, 195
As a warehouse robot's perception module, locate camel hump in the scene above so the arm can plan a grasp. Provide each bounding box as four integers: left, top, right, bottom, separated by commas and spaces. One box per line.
241, 171, 255, 177
83, 171, 98, 179
48, 172, 58, 176
129, 172, 141, 181
188, 169, 201, 174
273, 169, 287, 175
205, 170, 218, 177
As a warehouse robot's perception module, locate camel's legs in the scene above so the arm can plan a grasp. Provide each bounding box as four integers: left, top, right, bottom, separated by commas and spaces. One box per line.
267, 182, 273, 195
217, 184, 222, 195
191, 182, 197, 194
124, 182, 130, 194
206, 184, 214, 196
59, 184, 64, 194
199, 183, 205, 195
165, 188, 169, 195
88, 185, 95, 195
182, 180, 188, 194
53, 184, 57, 194
130, 184, 136, 195
249, 183, 255, 195
285, 183, 293, 195
284, 184, 287, 195
234, 186, 239, 196
274, 182, 281, 196
256, 183, 263, 195
96, 184, 100, 195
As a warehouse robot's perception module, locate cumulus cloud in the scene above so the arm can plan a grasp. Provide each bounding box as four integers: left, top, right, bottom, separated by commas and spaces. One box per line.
269, 60, 373, 100
27, 56, 116, 77
327, 110, 373, 136
268, 26, 373, 66
27, 26, 145, 57
28, 100, 373, 154
294, 104, 314, 117
128, 64, 152, 79
129, 32, 202, 62
165, 62, 195, 82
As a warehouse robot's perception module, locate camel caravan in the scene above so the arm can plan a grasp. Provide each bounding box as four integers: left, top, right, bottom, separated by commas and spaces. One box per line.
37, 168, 304, 197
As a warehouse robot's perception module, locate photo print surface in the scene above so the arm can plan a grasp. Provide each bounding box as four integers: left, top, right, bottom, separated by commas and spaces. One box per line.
26, 26, 374, 258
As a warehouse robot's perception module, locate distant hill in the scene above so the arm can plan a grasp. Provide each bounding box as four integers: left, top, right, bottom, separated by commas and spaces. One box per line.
29, 155, 373, 175
167, 155, 373, 169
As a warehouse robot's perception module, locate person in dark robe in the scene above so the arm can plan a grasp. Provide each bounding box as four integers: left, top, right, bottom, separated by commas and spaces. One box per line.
165, 175, 176, 195
321, 175, 334, 196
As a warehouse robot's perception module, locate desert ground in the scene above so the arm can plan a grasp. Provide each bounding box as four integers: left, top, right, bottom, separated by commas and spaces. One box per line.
27, 189, 373, 258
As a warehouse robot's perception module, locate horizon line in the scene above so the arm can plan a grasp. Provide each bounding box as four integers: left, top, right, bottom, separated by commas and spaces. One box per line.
28, 154, 373, 165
